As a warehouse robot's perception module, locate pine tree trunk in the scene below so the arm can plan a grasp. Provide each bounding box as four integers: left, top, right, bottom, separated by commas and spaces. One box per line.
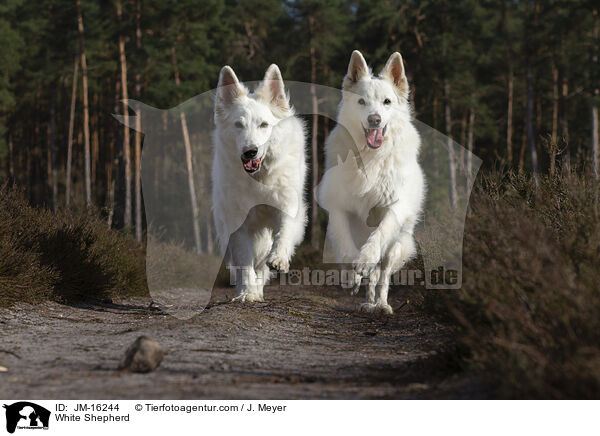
91, 93, 99, 186
106, 79, 118, 227
518, 126, 527, 175
459, 111, 466, 174
433, 95, 438, 129
207, 216, 214, 254
77, 127, 83, 200
134, 0, 143, 242
107, 177, 116, 228
28, 130, 34, 203
502, 0, 513, 166
560, 74, 569, 143
536, 95, 542, 137
66, 57, 78, 208
172, 46, 202, 254
8, 133, 14, 183
49, 86, 57, 212
444, 80, 457, 208
507, 71, 514, 164
549, 62, 559, 176
432, 95, 439, 168
592, 8, 599, 179
46, 132, 51, 203
526, 64, 538, 182
32, 98, 41, 204
593, 107, 599, 178
2, 72, 11, 183
76, 0, 92, 206
559, 64, 570, 170
117, 0, 132, 228
551, 62, 559, 146
114, 77, 125, 228
106, 154, 114, 225
308, 14, 319, 249
524, 3, 539, 183
467, 109, 475, 187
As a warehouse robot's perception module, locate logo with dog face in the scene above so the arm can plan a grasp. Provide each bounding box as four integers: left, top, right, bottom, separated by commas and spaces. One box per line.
3, 402, 50, 434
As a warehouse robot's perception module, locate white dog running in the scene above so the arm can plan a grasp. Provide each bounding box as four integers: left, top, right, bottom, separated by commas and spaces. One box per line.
318, 50, 425, 314
212, 64, 307, 302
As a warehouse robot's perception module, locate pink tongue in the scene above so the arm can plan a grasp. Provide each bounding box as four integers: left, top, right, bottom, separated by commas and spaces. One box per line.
366, 128, 384, 148
244, 158, 260, 171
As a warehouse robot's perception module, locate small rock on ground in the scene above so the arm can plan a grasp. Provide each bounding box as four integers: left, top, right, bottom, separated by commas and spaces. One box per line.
119, 336, 164, 373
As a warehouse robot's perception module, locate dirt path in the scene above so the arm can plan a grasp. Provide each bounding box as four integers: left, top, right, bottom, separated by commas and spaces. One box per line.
0, 285, 485, 399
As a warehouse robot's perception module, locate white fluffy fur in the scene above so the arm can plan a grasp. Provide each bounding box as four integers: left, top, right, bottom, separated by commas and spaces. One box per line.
318, 50, 425, 314
212, 64, 307, 302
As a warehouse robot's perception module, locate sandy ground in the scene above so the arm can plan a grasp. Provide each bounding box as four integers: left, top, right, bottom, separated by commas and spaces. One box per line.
0, 285, 487, 399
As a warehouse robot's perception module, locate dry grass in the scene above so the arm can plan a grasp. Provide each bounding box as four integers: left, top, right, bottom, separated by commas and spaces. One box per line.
427, 170, 600, 398
0, 187, 147, 306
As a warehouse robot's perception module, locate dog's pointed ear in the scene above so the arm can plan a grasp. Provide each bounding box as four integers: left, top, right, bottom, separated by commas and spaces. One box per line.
216, 66, 246, 109
256, 64, 290, 115
380, 52, 408, 96
343, 50, 369, 90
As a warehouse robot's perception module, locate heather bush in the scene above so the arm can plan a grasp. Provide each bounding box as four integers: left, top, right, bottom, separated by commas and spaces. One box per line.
0, 187, 147, 306
433, 171, 600, 398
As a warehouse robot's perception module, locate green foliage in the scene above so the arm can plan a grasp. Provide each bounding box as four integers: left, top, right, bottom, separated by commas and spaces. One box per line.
1, 0, 598, 202
285, 0, 352, 86
0, 2, 23, 170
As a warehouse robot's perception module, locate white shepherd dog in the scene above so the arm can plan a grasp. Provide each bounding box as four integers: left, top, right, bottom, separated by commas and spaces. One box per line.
212, 64, 307, 302
318, 50, 425, 314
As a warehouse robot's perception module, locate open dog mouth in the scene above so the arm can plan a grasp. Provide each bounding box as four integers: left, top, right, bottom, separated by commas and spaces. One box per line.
241, 156, 262, 173
363, 125, 387, 149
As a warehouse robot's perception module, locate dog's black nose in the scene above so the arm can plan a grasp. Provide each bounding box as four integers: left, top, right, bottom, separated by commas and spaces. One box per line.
242, 147, 258, 159
368, 114, 381, 127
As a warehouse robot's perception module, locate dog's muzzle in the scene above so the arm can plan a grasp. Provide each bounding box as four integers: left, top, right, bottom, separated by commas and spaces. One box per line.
363, 124, 387, 149
241, 156, 262, 173
241, 147, 262, 174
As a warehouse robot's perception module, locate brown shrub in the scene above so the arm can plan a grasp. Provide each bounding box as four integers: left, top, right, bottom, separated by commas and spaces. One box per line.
432, 171, 600, 398
0, 187, 147, 306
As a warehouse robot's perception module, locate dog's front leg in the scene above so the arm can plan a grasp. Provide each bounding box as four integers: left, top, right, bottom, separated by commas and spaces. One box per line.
228, 230, 262, 302
353, 208, 401, 278
358, 265, 380, 312
267, 212, 300, 273
376, 233, 416, 314
327, 210, 359, 263
326, 210, 363, 293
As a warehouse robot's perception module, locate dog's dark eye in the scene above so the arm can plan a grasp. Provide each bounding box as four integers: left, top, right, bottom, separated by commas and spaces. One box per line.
358, 98, 366, 105
384, 98, 392, 105
260, 121, 269, 128
235, 121, 244, 128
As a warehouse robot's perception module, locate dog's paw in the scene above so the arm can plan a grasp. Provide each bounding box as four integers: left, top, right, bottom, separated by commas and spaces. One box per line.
353, 242, 380, 277
231, 294, 247, 303
373, 302, 393, 315
358, 302, 377, 313
231, 292, 263, 303
350, 272, 363, 295
268, 248, 291, 273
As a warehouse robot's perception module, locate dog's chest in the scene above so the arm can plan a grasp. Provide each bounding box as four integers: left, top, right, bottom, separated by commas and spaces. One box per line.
361, 159, 401, 208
